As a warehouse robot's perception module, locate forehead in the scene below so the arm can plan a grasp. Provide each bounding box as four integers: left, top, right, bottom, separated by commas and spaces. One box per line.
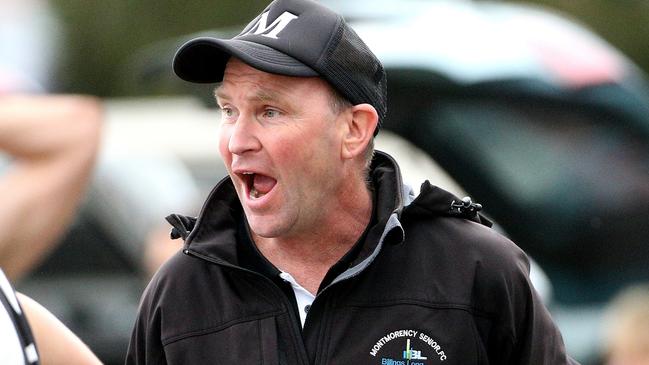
216, 58, 332, 100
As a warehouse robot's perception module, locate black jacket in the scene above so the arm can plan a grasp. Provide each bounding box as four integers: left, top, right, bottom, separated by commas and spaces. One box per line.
126, 152, 577, 365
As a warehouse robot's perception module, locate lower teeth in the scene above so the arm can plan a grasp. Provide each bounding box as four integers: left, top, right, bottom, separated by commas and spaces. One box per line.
251, 188, 259, 199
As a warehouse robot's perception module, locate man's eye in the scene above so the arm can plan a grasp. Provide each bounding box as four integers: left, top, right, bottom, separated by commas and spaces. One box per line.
221, 108, 234, 118
262, 109, 279, 118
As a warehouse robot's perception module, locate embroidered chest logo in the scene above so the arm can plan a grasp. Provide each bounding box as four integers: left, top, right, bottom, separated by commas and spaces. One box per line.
369, 329, 448, 364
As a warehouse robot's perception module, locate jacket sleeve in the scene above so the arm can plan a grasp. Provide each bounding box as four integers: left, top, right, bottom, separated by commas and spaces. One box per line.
471, 229, 579, 365
125, 275, 167, 365
499, 249, 579, 364
509, 260, 579, 364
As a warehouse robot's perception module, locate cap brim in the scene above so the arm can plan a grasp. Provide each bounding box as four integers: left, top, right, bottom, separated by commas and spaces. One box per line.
173, 37, 318, 83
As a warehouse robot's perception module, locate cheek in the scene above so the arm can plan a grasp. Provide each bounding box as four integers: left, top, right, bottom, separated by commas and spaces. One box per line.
272, 133, 315, 166
218, 126, 233, 164
278, 135, 336, 182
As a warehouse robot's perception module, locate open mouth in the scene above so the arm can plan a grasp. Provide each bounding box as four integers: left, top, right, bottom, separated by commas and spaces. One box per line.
241, 172, 277, 200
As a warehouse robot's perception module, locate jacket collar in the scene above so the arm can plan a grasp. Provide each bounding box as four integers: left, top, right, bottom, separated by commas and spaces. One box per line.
171, 151, 407, 267
167, 150, 490, 268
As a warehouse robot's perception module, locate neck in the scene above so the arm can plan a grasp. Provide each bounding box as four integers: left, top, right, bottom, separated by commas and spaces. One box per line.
253, 175, 373, 294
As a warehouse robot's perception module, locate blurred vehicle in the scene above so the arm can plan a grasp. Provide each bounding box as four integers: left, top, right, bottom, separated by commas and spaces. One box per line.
16, 1, 649, 364
332, 1, 649, 363
338, 0, 649, 305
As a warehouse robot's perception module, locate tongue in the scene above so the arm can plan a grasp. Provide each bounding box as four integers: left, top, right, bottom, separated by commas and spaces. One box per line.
253, 174, 276, 195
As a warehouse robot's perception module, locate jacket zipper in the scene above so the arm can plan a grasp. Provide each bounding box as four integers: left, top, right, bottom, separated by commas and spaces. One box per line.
182, 248, 310, 365
179, 151, 407, 364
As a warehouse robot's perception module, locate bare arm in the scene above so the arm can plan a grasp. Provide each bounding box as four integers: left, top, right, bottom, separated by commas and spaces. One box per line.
0, 95, 102, 281
16, 292, 102, 365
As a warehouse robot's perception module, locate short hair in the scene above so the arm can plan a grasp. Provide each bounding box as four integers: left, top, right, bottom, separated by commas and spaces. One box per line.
327, 85, 375, 168
328, 85, 353, 115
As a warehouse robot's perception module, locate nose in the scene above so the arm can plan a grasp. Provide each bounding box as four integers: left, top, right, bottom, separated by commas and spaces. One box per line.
227, 113, 261, 155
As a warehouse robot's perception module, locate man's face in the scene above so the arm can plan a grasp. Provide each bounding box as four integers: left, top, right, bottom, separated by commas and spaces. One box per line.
216, 58, 345, 239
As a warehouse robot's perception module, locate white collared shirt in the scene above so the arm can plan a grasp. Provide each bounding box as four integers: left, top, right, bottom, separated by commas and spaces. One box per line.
279, 272, 315, 328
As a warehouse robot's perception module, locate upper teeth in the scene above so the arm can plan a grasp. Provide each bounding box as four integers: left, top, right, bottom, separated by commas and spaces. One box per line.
242, 172, 254, 175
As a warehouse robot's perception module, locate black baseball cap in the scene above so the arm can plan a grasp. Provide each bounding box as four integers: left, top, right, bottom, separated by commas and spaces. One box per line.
173, 0, 387, 132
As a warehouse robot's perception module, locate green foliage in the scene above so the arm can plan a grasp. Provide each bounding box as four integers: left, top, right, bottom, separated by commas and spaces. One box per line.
50, 0, 266, 96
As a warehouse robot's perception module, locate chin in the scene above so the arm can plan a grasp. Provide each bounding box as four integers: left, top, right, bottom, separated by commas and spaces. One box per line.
246, 217, 286, 239
243, 206, 301, 240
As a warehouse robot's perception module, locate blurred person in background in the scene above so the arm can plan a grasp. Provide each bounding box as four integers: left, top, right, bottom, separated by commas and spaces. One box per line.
0, 0, 62, 93
1, 268, 102, 365
603, 284, 649, 365
0, 95, 103, 364
0, 0, 89, 281
0, 95, 102, 281
127, 0, 577, 363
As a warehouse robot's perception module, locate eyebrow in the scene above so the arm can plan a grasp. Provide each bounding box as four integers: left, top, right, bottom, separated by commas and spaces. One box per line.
254, 89, 279, 102
213, 83, 226, 103
213, 84, 286, 104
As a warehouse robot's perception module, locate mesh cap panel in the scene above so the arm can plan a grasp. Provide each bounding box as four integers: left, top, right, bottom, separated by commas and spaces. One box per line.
320, 24, 387, 124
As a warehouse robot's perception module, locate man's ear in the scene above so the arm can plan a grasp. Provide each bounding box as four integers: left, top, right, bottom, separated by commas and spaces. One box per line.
341, 103, 378, 160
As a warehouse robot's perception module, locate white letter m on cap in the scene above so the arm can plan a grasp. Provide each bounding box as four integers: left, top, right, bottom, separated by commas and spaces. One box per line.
243, 11, 298, 39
